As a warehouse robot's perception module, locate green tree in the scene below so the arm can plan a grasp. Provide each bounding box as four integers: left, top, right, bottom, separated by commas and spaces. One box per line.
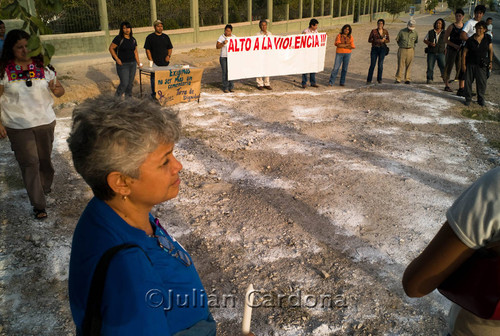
0, 0, 62, 64
385, 0, 411, 21
447, 0, 468, 11
425, 0, 438, 12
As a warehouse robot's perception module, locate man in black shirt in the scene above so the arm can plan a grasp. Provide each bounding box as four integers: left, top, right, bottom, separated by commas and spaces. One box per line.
144, 20, 173, 98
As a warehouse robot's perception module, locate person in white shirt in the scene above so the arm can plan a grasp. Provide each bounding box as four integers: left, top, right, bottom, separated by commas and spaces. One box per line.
301, 18, 320, 88
256, 19, 273, 90
216, 24, 236, 93
486, 17, 493, 38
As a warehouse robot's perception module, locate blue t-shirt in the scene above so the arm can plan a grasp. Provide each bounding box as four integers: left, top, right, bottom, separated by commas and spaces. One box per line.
69, 197, 212, 335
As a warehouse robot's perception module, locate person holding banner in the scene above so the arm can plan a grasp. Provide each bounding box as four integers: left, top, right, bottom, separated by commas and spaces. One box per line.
329, 24, 355, 87
301, 19, 320, 89
217, 24, 236, 93
256, 19, 273, 90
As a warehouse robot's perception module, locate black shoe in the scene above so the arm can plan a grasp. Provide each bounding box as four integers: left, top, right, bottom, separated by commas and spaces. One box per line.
257, 86, 264, 90
478, 100, 486, 106
464, 100, 471, 106
394, 80, 401, 84
456, 88, 465, 97
405, 81, 411, 84
377, 80, 382, 84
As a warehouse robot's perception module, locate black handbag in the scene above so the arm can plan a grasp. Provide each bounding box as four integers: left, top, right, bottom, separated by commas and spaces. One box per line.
385, 45, 389, 56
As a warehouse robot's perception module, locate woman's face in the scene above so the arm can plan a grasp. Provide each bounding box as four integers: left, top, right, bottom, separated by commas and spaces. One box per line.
224, 28, 232, 37
13, 38, 30, 62
377, 21, 384, 28
436, 21, 443, 29
476, 26, 486, 35
343, 27, 350, 35
122, 26, 131, 36
126, 142, 183, 208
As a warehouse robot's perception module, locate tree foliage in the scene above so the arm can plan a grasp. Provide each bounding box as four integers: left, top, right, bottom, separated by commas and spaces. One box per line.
425, 0, 439, 12
447, 0, 468, 11
385, 0, 411, 21
0, 0, 62, 64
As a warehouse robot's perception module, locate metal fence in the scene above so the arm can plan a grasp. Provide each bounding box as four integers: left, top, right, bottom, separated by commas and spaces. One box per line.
32, 0, 385, 35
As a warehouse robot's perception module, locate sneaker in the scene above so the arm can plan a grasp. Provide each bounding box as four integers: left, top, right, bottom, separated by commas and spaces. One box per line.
264, 86, 272, 90
457, 88, 465, 97
257, 86, 264, 90
444, 86, 453, 92
311, 84, 319, 88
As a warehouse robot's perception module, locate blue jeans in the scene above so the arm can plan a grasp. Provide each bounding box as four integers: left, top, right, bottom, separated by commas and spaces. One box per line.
220, 57, 234, 91
367, 46, 386, 82
115, 62, 136, 97
426, 52, 445, 81
329, 53, 351, 85
301, 73, 316, 86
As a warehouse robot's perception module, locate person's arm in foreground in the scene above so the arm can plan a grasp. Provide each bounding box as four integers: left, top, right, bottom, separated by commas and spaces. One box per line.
402, 221, 474, 297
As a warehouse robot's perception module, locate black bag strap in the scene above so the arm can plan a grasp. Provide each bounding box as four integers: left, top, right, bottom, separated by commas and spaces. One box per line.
81, 243, 152, 336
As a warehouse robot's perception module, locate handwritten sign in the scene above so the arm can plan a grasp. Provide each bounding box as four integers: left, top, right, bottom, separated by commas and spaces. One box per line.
227, 33, 327, 80
154, 67, 204, 105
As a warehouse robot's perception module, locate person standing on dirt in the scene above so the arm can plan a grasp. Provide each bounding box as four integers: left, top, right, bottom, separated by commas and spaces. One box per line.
0, 29, 65, 220
256, 19, 273, 91
366, 19, 390, 84
109, 21, 142, 97
457, 5, 486, 97
67, 95, 217, 335
217, 24, 237, 93
144, 20, 173, 99
443, 9, 464, 92
462, 21, 493, 106
403, 166, 500, 335
301, 18, 320, 89
395, 19, 418, 84
329, 24, 355, 86
424, 18, 446, 85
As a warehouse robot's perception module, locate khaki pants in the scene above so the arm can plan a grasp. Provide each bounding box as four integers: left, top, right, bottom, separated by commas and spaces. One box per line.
6, 121, 56, 210
256, 77, 270, 87
395, 47, 414, 82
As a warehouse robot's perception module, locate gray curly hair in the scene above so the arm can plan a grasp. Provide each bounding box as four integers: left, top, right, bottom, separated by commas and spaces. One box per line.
67, 95, 181, 200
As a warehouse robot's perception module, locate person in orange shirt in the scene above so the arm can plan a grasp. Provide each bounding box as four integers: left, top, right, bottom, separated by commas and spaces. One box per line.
329, 25, 355, 86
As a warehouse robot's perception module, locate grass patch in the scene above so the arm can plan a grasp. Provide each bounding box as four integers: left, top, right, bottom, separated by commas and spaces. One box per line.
488, 140, 500, 152
461, 108, 500, 122
57, 75, 73, 80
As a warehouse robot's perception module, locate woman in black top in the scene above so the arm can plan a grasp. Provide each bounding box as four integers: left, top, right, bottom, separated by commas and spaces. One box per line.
423, 18, 446, 85
109, 22, 142, 97
462, 21, 493, 106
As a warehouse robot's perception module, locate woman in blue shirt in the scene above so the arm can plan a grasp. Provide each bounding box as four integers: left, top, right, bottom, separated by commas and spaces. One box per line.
67, 95, 216, 335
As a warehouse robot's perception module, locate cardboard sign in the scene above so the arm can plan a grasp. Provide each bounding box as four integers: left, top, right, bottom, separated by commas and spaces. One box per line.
154, 67, 204, 105
227, 33, 327, 80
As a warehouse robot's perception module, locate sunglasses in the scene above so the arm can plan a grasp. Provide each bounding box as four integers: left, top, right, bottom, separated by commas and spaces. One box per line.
153, 218, 192, 267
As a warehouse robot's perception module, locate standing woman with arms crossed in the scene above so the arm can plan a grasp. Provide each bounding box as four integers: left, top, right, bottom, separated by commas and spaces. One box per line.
329, 24, 355, 86
0, 29, 65, 220
109, 21, 142, 97
366, 19, 389, 84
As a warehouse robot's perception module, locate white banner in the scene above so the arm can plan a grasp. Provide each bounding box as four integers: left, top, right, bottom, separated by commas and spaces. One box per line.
227, 33, 327, 81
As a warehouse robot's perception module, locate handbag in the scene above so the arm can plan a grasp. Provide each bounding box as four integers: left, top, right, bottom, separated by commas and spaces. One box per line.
437, 242, 500, 320
384, 45, 389, 56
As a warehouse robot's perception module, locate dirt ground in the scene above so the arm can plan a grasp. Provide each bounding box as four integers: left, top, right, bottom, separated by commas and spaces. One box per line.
1, 12, 500, 336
